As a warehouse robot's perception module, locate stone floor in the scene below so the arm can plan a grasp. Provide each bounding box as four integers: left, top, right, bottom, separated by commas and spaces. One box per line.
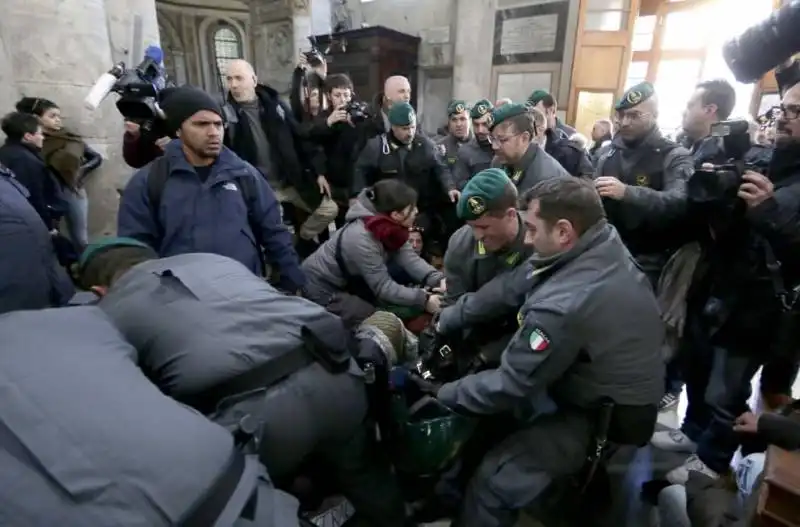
422, 370, 800, 527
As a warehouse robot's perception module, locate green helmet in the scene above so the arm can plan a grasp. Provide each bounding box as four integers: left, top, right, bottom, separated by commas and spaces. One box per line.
388, 395, 477, 476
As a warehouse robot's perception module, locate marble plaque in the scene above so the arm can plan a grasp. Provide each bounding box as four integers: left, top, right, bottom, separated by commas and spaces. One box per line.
493, 1, 569, 65
499, 14, 558, 55
496, 71, 552, 103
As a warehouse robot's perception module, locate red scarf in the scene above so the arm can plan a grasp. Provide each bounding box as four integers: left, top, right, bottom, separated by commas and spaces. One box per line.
363, 214, 410, 252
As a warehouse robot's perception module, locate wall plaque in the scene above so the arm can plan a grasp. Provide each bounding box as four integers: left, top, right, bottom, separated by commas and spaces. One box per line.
493, 1, 569, 65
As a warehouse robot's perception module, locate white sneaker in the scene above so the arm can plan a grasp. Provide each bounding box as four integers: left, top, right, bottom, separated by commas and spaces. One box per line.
659, 392, 680, 412
666, 454, 719, 485
650, 429, 698, 453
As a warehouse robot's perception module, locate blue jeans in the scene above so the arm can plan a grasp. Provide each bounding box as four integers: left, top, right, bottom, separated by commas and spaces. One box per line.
63, 187, 89, 248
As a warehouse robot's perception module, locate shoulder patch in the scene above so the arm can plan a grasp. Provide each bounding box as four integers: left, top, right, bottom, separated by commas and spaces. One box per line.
528, 327, 551, 352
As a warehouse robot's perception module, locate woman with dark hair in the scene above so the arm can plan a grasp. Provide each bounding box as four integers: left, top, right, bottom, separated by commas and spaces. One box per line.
302, 179, 445, 327
16, 97, 102, 249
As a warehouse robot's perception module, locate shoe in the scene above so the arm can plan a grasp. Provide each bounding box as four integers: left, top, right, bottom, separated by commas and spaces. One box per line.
659, 392, 680, 412
666, 454, 719, 485
650, 429, 698, 453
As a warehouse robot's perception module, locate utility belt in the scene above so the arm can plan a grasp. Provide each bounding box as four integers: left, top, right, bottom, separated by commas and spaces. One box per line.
177, 320, 352, 416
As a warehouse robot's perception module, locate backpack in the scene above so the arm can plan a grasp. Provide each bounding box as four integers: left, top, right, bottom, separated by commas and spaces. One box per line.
145, 156, 266, 270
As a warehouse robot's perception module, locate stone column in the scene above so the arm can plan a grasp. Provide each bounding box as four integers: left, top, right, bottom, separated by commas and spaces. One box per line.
0, 0, 159, 239
452, 0, 497, 102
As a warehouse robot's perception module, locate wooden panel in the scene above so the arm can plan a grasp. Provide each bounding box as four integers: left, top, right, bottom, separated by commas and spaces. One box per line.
573, 47, 625, 88
567, 0, 640, 125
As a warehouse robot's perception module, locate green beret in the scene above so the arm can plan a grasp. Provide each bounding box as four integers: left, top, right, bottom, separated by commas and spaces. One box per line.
447, 99, 468, 116
470, 99, 493, 120
615, 81, 655, 111
527, 89, 550, 107
79, 236, 153, 270
457, 168, 513, 221
388, 102, 416, 126
488, 103, 528, 131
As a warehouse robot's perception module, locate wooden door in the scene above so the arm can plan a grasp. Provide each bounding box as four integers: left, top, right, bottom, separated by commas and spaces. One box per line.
567, 0, 641, 138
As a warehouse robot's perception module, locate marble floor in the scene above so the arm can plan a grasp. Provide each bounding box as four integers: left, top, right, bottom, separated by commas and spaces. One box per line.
422, 369, 800, 527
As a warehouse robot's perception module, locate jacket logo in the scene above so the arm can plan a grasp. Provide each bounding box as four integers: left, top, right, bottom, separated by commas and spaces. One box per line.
223, 182, 239, 191
467, 196, 486, 216
635, 174, 649, 186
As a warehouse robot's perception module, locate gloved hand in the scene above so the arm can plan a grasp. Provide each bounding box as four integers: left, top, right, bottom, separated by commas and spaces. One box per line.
407, 371, 441, 396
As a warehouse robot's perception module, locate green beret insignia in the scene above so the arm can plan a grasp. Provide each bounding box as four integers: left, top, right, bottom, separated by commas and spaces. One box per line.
447, 99, 468, 116
626, 90, 643, 106
467, 196, 486, 216
478, 104, 487, 115
635, 174, 649, 186
488, 103, 528, 131
470, 99, 494, 120
455, 103, 465, 113
616, 81, 655, 111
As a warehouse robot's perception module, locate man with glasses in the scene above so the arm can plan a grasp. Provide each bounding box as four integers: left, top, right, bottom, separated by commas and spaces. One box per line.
488, 103, 570, 194
594, 81, 693, 287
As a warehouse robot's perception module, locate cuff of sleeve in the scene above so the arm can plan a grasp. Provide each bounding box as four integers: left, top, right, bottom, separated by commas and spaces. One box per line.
437, 381, 458, 407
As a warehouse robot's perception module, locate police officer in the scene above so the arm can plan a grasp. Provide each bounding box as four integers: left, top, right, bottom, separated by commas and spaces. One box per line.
0, 306, 301, 526
488, 103, 570, 193
594, 82, 693, 286
352, 101, 460, 247
77, 239, 408, 527
532, 103, 594, 178
436, 177, 664, 527
439, 168, 534, 364
455, 99, 496, 185
436, 99, 475, 190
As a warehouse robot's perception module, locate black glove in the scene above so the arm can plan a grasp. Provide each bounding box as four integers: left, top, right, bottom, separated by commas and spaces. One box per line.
407, 371, 442, 396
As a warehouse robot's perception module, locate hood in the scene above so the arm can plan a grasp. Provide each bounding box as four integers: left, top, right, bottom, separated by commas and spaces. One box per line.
344, 189, 378, 222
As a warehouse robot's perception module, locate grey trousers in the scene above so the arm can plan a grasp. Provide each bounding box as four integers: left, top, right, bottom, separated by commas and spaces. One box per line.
457, 411, 593, 527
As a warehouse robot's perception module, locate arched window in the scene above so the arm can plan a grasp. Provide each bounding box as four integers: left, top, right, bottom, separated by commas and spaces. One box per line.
211, 24, 243, 90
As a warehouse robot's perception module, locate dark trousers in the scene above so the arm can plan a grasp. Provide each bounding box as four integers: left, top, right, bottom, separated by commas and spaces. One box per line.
680, 314, 763, 474
760, 357, 799, 395
665, 358, 684, 395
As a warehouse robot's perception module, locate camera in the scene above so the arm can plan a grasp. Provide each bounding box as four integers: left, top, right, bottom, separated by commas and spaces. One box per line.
345, 100, 371, 122
723, 0, 800, 83
689, 119, 763, 204
84, 45, 168, 122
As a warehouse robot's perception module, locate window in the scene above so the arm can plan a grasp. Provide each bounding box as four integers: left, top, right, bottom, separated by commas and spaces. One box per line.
631, 15, 656, 52
574, 91, 615, 138
624, 61, 648, 90
584, 0, 631, 32
211, 24, 243, 90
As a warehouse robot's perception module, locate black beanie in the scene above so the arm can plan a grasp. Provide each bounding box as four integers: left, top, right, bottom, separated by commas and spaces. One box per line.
161, 86, 223, 134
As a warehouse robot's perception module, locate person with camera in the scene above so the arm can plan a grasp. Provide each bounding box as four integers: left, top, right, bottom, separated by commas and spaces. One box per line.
304, 73, 369, 225
117, 86, 305, 294
651, 81, 800, 485
424, 177, 664, 527
437, 169, 533, 369
222, 59, 338, 255
302, 179, 445, 328
351, 102, 460, 252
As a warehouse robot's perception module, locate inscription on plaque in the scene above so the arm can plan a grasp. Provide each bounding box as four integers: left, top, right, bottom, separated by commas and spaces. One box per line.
499, 14, 558, 56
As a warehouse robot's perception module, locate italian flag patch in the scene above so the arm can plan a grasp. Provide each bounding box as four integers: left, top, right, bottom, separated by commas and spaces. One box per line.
529, 328, 550, 352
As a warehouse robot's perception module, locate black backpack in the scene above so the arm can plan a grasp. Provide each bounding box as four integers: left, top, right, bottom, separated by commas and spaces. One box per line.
145, 156, 266, 269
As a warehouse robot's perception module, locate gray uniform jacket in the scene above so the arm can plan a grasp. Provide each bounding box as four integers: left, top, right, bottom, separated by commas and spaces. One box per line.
302, 191, 444, 308
98, 252, 357, 399
492, 143, 571, 194
436, 134, 492, 190
0, 306, 299, 527
442, 211, 532, 307
438, 220, 665, 418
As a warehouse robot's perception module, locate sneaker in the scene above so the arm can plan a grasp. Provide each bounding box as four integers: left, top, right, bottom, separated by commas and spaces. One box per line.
650, 429, 698, 453
659, 392, 680, 412
666, 454, 719, 485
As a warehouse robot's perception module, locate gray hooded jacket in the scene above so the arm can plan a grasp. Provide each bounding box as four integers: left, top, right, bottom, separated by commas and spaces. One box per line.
302, 191, 443, 308
0, 306, 299, 527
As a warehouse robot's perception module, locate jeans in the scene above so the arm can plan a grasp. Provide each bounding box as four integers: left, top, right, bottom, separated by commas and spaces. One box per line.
63, 187, 89, 248
680, 314, 763, 473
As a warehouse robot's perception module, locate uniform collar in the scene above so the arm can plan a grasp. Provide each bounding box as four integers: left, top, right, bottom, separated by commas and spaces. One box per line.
505, 144, 539, 183
529, 220, 611, 276
475, 212, 527, 264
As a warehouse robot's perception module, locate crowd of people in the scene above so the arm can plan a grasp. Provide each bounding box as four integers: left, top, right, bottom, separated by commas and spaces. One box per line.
0, 46, 798, 527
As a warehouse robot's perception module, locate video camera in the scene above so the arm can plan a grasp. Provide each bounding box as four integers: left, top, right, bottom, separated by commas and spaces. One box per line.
345, 100, 371, 123
690, 119, 765, 204
83, 45, 168, 123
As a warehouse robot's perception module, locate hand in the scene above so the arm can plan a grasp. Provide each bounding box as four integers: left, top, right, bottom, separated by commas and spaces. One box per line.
327, 106, 349, 127
432, 278, 446, 294
317, 175, 332, 198
124, 121, 141, 137
155, 136, 171, 151
407, 371, 441, 396
312, 60, 327, 78
733, 412, 760, 434
738, 171, 774, 209
297, 54, 309, 70
595, 176, 627, 200
425, 294, 443, 314
448, 189, 460, 203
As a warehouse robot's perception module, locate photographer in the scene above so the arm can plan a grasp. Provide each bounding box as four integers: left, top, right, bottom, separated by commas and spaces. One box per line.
122, 120, 172, 169
652, 82, 800, 485
305, 74, 368, 221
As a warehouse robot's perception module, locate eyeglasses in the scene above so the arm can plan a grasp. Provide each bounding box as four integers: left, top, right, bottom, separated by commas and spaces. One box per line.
771, 104, 800, 121
489, 133, 520, 145
614, 110, 652, 123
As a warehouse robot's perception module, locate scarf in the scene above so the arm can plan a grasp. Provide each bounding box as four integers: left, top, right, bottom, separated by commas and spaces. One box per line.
363, 214, 410, 252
